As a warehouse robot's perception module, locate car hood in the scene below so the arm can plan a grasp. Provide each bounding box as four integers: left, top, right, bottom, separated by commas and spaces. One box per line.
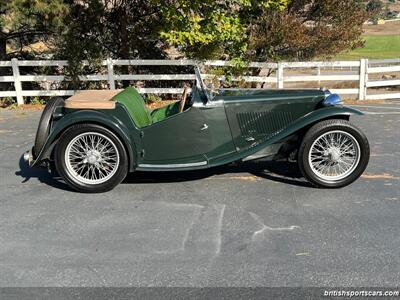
214, 88, 325, 103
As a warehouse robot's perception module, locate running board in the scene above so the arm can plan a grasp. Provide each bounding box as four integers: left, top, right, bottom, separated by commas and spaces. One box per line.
137, 161, 208, 171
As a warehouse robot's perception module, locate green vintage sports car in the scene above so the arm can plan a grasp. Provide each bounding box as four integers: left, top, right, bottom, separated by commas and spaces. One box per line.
25, 67, 370, 193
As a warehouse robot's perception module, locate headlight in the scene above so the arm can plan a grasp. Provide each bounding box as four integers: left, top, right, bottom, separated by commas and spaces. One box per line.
323, 92, 343, 106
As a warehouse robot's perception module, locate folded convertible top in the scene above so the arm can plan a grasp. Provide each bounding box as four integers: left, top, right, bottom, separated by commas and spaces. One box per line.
64, 90, 122, 109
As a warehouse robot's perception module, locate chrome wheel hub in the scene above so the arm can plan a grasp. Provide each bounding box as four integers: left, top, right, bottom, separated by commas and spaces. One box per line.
325, 147, 341, 162
85, 150, 101, 164
65, 132, 120, 185
308, 130, 361, 182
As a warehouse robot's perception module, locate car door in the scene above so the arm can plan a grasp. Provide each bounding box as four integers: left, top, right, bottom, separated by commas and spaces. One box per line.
140, 107, 212, 162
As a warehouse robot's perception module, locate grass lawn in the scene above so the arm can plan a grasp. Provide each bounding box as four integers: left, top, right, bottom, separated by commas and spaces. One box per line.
336, 35, 400, 60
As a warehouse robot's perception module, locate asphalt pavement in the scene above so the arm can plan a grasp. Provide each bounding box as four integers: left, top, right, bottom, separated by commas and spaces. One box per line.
0, 103, 399, 288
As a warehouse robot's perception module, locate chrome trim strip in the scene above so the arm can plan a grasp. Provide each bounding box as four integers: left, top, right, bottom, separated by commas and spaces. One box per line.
193, 100, 224, 108
138, 161, 208, 168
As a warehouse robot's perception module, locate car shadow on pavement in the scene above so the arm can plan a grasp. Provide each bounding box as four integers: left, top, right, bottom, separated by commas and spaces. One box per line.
248, 160, 313, 188
124, 160, 313, 188
15, 153, 312, 190
15, 155, 74, 192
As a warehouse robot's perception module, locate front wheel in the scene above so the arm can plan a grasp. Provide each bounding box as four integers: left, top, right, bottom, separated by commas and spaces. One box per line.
298, 119, 369, 188
55, 124, 128, 193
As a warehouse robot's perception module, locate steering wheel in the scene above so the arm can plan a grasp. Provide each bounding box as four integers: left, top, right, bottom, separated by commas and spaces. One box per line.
179, 86, 189, 113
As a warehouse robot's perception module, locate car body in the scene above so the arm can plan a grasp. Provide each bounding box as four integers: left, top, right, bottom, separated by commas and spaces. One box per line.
25, 67, 370, 192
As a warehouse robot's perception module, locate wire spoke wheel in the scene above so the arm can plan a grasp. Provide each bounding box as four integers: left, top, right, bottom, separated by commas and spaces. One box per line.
65, 132, 120, 185
308, 130, 361, 182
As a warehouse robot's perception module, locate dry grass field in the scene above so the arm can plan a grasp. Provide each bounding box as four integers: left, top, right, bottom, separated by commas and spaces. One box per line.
363, 20, 400, 35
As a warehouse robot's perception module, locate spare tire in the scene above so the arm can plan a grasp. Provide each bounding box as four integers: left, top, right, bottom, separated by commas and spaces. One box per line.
33, 97, 65, 157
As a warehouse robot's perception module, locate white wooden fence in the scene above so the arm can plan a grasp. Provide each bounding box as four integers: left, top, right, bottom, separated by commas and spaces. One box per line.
0, 58, 399, 105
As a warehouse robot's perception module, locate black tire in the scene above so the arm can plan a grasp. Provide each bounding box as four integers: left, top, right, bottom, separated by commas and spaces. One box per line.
55, 123, 128, 193
298, 119, 370, 188
33, 97, 65, 157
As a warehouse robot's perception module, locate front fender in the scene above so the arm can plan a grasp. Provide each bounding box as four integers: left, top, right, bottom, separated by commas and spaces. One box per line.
32, 109, 137, 169
257, 105, 363, 152
211, 106, 364, 166
279, 105, 364, 136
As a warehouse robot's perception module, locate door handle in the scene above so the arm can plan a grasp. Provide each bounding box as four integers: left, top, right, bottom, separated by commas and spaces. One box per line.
200, 124, 209, 131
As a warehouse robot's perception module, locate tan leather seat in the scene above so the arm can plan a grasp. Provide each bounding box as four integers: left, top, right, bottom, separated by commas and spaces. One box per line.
64, 90, 123, 109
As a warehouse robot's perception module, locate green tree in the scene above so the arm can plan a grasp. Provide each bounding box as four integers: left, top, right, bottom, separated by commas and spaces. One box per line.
0, 0, 68, 60
157, 0, 289, 60
366, 0, 387, 21
248, 0, 368, 61
366, 0, 383, 14
57, 0, 289, 65
56, 0, 368, 86
57, 0, 166, 87
56, 0, 288, 87
58, 0, 164, 62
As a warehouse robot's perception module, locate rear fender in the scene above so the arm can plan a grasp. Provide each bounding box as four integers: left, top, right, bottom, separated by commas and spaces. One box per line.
32, 109, 138, 170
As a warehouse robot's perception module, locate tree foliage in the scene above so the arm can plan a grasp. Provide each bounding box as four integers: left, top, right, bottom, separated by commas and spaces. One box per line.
157, 0, 289, 59
0, 0, 68, 59
248, 0, 368, 61
57, 0, 289, 65
56, 0, 167, 87
366, 0, 388, 20
57, 0, 368, 71
58, 0, 164, 62
0, 0, 372, 78
366, 0, 383, 15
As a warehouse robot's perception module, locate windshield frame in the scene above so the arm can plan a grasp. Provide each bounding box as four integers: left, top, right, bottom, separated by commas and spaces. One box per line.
194, 64, 211, 103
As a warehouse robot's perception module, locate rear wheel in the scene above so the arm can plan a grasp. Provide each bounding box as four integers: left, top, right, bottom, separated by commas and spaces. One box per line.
298, 119, 369, 188
55, 124, 128, 193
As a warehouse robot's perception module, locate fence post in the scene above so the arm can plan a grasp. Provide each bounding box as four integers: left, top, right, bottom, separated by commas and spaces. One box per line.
277, 62, 284, 89
359, 59, 367, 101
317, 66, 321, 86
107, 58, 116, 89
364, 59, 369, 100
11, 58, 24, 105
